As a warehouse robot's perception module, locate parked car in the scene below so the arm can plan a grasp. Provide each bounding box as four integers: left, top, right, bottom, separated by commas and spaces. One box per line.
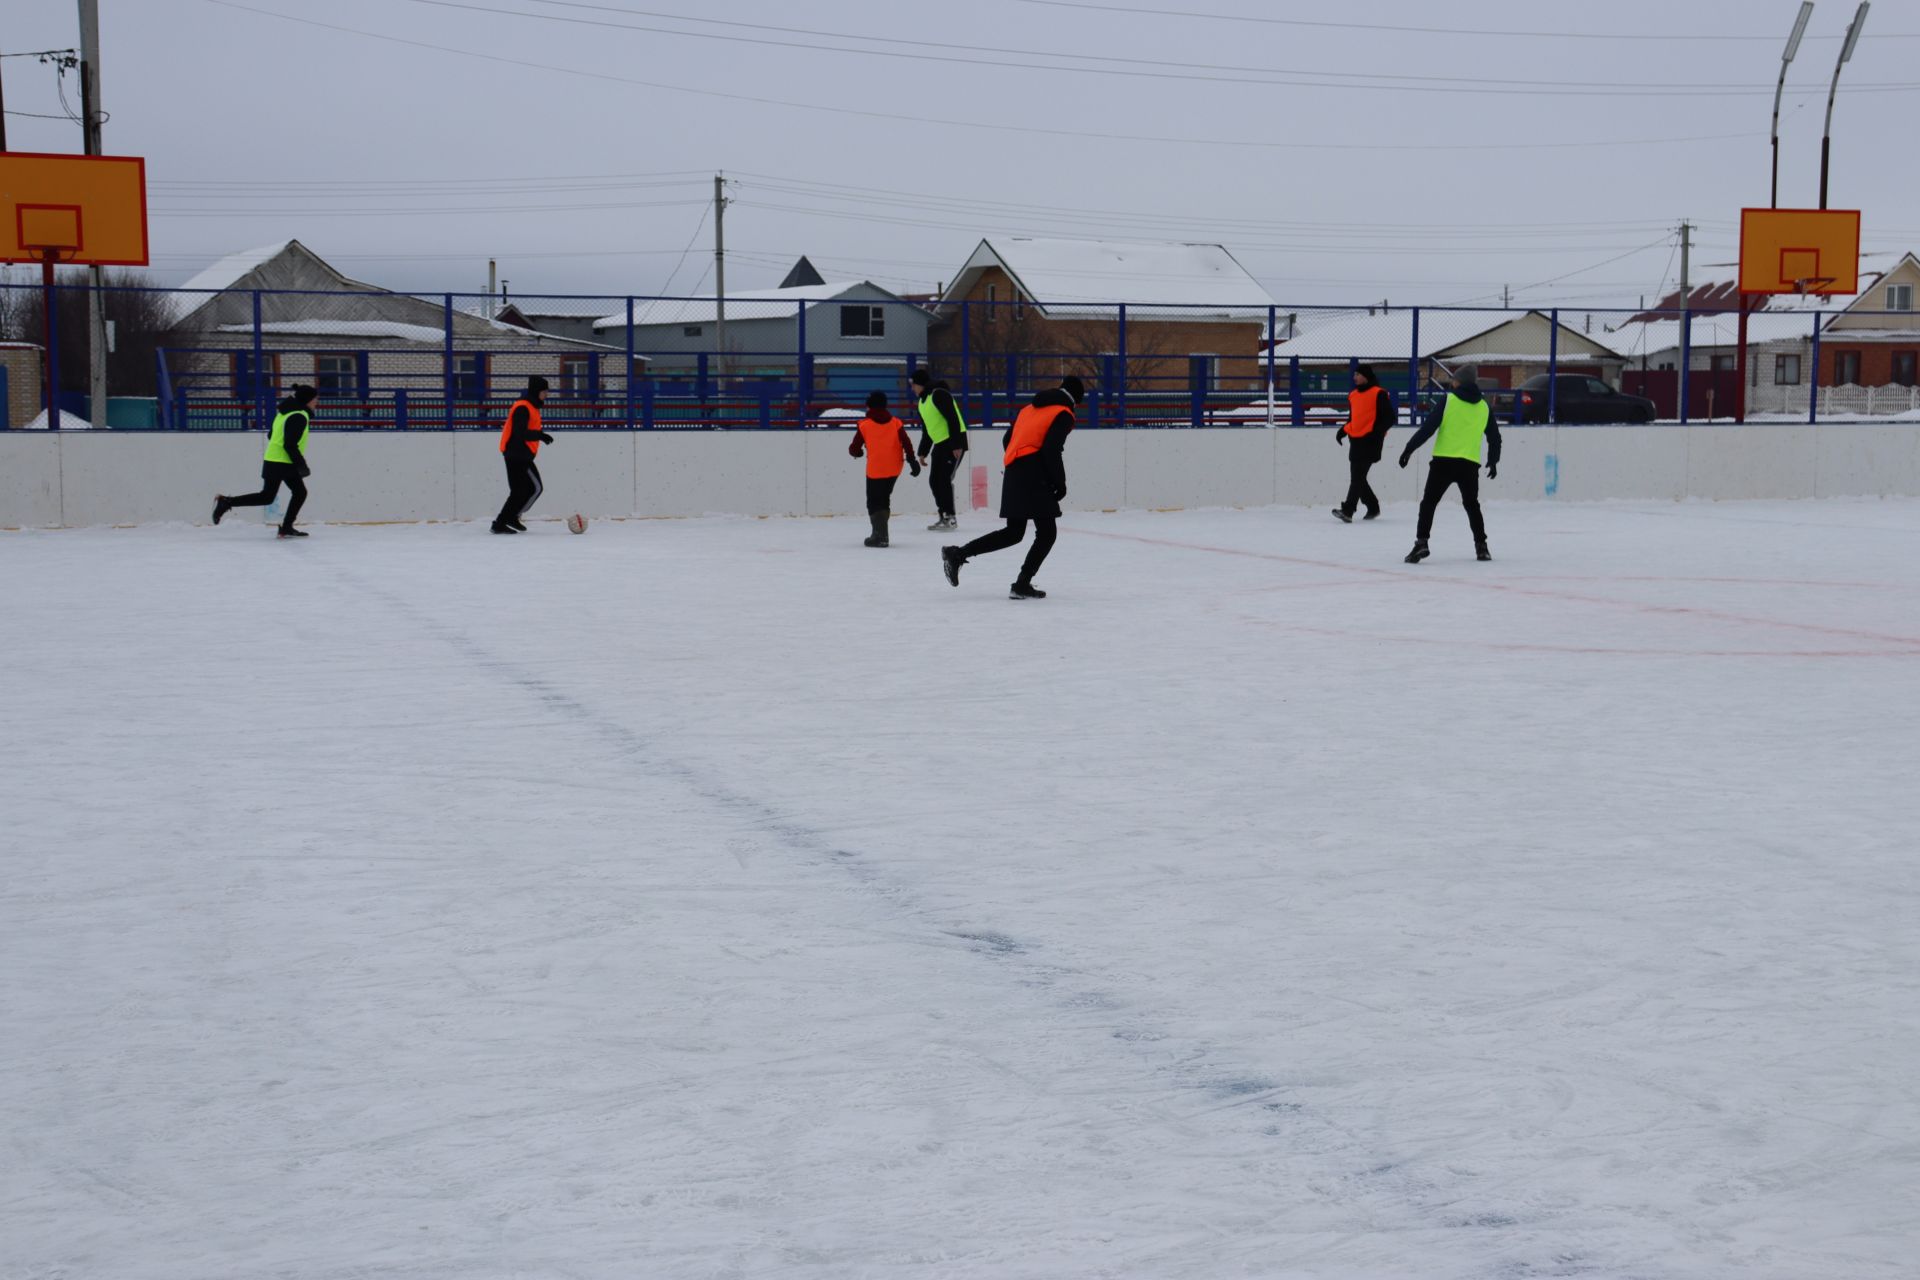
1519, 374, 1656, 424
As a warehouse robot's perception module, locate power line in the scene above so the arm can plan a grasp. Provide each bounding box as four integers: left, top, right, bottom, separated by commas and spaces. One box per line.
1012, 0, 1920, 42
399, 0, 1920, 97
202, 2, 1836, 155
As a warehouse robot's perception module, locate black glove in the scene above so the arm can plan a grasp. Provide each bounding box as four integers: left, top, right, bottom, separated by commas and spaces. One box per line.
1334, 426, 1346, 445
538, 432, 555, 444
298, 462, 311, 478
1054, 486, 1068, 501
909, 461, 922, 477
1398, 453, 1411, 469
1487, 462, 1498, 480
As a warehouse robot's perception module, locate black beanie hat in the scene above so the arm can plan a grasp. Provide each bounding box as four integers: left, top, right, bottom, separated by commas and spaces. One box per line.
909, 367, 933, 388
866, 390, 888, 412
1060, 375, 1085, 404
290, 384, 317, 405
1355, 363, 1378, 386
526, 375, 550, 394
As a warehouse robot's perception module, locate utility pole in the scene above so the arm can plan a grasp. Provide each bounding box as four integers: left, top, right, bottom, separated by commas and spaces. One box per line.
713, 172, 728, 379
0, 48, 10, 152
1678, 220, 1693, 424
1502, 284, 1510, 308
79, 0, 108, 427
487, 259, 497, 320
1820, 2, 1870, 209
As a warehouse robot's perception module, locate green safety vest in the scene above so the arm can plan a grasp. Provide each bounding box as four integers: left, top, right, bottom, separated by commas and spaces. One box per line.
264, 409, 310, 465
918, 390, 966, 445
1432, 394, 1491, 463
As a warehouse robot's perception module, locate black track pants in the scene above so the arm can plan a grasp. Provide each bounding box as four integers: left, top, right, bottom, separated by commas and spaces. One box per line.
498, 455, 543, 525
958, 515, 1057, 583
226, 461, 307, 531
1415, 457, 1486, 542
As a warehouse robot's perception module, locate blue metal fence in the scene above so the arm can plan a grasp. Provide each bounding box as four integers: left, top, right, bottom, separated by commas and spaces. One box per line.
3, 281, 1914, 431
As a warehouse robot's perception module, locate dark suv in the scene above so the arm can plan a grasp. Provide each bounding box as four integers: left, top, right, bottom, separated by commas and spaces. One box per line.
1519, 374, 1656, 424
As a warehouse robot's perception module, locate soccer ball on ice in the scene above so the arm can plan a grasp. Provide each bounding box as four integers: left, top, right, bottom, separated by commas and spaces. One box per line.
566, 513, 588, 535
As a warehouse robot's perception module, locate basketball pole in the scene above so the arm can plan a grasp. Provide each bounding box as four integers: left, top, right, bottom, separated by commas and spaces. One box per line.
79, 0, 108, 430
42, 249, 61, 432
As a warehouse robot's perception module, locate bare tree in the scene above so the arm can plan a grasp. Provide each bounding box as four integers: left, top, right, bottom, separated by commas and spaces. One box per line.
0, 267, 175, 398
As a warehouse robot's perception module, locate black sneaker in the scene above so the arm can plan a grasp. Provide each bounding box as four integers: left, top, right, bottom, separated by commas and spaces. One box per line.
1363, 509, 1381, 520
1476, 541, 1492, 562
1404, 540, 1429, 564
1009, 581, 1047, 600
1331, 508, 1353, 524
509, 518, 528, 532
863, 535, 888, 548
277, 527, 309, 539
212, 496, 231, 526
941, 546, 964, 587
490, 521, 519, 535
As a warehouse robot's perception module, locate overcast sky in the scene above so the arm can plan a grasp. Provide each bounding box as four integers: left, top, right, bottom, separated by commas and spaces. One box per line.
4, 0, 1915, 312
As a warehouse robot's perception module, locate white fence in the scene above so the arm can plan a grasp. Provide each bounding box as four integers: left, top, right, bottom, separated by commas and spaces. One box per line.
1746, 383, 1920, 419
2, 424, 1918, 529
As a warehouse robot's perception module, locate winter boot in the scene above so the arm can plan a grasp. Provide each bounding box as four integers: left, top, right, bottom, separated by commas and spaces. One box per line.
941, 546, 965, 587
1476, 540, 1492, 562
1404, 539, 1429, 564
212, 496, 232, 526
1009, 580, 1047, 600
1331, 507, 1353, 524
863, 509, 889, 548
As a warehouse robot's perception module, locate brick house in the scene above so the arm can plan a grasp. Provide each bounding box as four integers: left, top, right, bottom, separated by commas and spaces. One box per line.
925, 238, 1275, 406
1, 342, 44, 429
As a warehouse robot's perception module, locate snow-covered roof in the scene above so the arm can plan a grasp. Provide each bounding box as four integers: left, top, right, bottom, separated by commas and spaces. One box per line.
463, 299, 614, 320
593, 281, 886, 331
943, 237, 1274, 317
218, 319, 449, 343
1604, 311, 1823, 357
176, 240, 295, 295
1273, 310, 1527, 361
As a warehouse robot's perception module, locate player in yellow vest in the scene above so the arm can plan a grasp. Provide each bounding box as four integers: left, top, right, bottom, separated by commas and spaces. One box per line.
1397, 371, 1501, 564
910, 367, 967, 531
211, 384, 317, 538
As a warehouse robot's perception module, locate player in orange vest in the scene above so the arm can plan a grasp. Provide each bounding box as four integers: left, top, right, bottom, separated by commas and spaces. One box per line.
1332, 363, 1395, 522
941, 375, 1082, 600
847, 390, 920, 547
493, 375, 554, 534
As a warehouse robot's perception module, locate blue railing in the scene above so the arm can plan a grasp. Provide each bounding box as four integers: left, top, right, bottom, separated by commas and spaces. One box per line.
3, 281, 1910, 431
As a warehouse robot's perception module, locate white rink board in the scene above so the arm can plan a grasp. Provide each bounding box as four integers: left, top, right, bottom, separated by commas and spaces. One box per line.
4, 424, 1920, 527
4, 502, 1917, 1279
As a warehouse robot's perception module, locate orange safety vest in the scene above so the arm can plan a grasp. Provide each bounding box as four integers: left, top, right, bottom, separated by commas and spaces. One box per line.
1345, 386, 1385, 439
1004, 403, 1071, 466
856, 414, 907, 479
498, 399, 543, 456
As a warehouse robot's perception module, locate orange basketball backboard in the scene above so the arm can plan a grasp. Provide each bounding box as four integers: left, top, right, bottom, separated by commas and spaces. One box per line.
0, 152, 149, 266
1738, 208, 1860, 296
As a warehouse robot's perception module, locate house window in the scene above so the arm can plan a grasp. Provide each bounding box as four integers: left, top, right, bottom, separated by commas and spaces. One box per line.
683, 325, 703, 338
1657, 360, 1676, 372
1893, 352, 1918, 387
1773, 353, 1801, 385
453, 353, 489, 399
1888, 284, 1914, 312
1014, 298, 1026, 322
1834, 351, 1862, 385
840, 305, 885, 338
231, 351, 281, 400
1710, 354, 1736, 372
315, 353, 358, 399
559, 354, 592, 394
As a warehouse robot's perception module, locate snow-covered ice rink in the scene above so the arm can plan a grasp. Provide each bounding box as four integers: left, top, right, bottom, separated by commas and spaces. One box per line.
5, 498, 1919, 1280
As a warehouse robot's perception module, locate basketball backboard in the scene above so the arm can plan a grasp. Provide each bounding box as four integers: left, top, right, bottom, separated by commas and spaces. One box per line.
1738, 208, 1860, 296
0, 152, 149, 266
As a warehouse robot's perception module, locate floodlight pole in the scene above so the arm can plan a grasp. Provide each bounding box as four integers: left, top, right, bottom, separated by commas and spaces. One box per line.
79, 0, 109, 428
1820, 1, 1870, 209
1772, 2, 1815, 208
713, 173, 727, 382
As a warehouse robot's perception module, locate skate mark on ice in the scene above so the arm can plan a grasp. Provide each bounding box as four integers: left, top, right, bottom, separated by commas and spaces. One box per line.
1074, 527, 1920, 652
333, 567, 1578, 1274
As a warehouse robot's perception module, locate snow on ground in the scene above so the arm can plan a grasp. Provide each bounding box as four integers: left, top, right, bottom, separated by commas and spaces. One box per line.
4, 499, 1918, 1280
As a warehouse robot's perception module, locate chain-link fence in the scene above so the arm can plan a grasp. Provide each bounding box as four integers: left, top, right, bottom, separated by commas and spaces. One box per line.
1, 276, 1914, 430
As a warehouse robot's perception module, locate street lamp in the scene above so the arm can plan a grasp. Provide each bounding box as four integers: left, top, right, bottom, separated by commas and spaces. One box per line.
1772, 2, 1815, 208
1820, 1, 1870, 209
